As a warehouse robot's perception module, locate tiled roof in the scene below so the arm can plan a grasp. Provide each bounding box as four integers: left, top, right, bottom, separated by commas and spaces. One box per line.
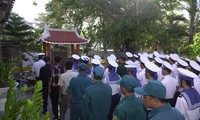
40, 28, 89, 45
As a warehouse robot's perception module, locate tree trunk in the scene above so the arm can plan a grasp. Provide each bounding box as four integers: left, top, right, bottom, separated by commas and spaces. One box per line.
189, 16, 195, 44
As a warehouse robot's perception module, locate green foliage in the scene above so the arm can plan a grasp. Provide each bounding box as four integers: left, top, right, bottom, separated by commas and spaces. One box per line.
1, 77, 50, 120
36, 0, 197, 53
0, 62, 15, 87
183, 33, 200, 59
2, 13, 41, 53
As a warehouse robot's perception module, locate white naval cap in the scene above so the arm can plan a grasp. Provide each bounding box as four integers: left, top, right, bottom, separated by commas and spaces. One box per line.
148, 53, 153, 59
170, 54, 179, 61
125, 60, 135, 65
108, 59, 118, 67
153, 51, 160, 57
72, 54, 80, 60
159, 54, 165, 59
138, 53, 142, 56
110, 54, 117, 60
185, 58, 191, 62
91, 59, 100, 65
162, 61, 174, 71
177, 68, 197, 85
154, 57, 164, 64
177, 59, 188, 67
165, 55, 170, 60
134, 54, 139, 58
196, 56, 200, 63
140, 55, 149, 63
189, 60, 200, 72
125, 64, 138, 68
145, 61, 160, 72
126, 52, 133, 58
93, 55, 101, 60
81, 55, 90, 62
37, 52, 45, 56
142, 52, 148, 57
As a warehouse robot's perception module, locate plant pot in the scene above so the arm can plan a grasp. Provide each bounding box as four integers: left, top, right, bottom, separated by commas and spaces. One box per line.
0, 87, 9, 111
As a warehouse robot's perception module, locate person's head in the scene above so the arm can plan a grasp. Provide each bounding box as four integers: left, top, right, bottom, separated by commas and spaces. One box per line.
161, 61, 173, 76
91, 59, 100, 68
81, 55, 90, 64
93, 66, 104, 80
72, 54, 80, 63
78, 63, 88, 73
65, 60, 73, 70
108, 59, 118, 73
135, 80, 166, 108
125, 52, 133, 60
125, 64, 138, 77
169, 54, 179, 65
154, 57, 163, 67
54, 56, 62, 64
37, 53, 45, 60
188, 60, 200, 76
118, 53, 127, 63
44, 56, 51, 63
177, 59, 188, 69
177, 68, 197, 89
118, 75, 137, 95
145, 62, 160, 80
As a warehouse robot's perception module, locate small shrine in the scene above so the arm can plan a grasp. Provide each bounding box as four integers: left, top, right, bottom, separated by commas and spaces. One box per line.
37, 27, 90, 57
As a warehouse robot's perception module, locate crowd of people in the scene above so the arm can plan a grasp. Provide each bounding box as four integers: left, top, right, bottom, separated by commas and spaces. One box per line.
31, 51, 200, 120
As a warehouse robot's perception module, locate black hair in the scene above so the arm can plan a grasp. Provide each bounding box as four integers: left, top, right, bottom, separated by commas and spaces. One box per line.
162, 67, 171, 74
38, 55, 44, 59
44, 56, 50, 62
65, 61, 73, 70
54, 56, 62, 63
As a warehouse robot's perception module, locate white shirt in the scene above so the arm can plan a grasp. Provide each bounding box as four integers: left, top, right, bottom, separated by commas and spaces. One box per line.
194, 77, 200, 95
161, 75, 177, 99
32, 59, 45, 77
137, 68, 148, 86
103, 74, 121, 95
175, 95, 200, 120
171, 64, 178, 78
57, 70, 78, 94
157, 68, 163, 81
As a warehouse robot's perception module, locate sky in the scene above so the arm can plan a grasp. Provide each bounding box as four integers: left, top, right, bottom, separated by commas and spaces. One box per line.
12, 0, 51, 23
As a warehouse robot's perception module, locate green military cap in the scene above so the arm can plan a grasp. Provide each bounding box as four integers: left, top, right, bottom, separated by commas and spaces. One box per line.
118, 75, 137, 91
93, 66, 104, 77
79, 63, 88, 70
135, 80, 166, 99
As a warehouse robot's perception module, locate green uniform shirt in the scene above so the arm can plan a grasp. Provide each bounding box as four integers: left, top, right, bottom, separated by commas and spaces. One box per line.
82, 81, 112, 120
113, 95, 146, 120
117, 62, 127, 77
148, 103, 184, 120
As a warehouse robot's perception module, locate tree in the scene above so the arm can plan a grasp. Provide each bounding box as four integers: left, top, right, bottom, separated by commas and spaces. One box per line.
2, 13, 41, 62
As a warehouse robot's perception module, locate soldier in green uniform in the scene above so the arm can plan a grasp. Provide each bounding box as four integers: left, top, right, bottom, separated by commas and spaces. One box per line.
82, 66, 112, 120
116, 53, 127, 78
67, 63, 93, 120
113, 75, 147, 120
135, 80, 184, 120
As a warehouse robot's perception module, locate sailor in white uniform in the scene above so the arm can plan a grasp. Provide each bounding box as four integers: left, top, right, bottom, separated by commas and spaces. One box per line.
175, 68, 200, 120
169, 54, 179, 78
32, 52, 45, 80
161, 61, 177, 107
137, 55, 149, 86
189, 60, 200, 95
154, 57, 164, 81
72, 54, 80, 73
